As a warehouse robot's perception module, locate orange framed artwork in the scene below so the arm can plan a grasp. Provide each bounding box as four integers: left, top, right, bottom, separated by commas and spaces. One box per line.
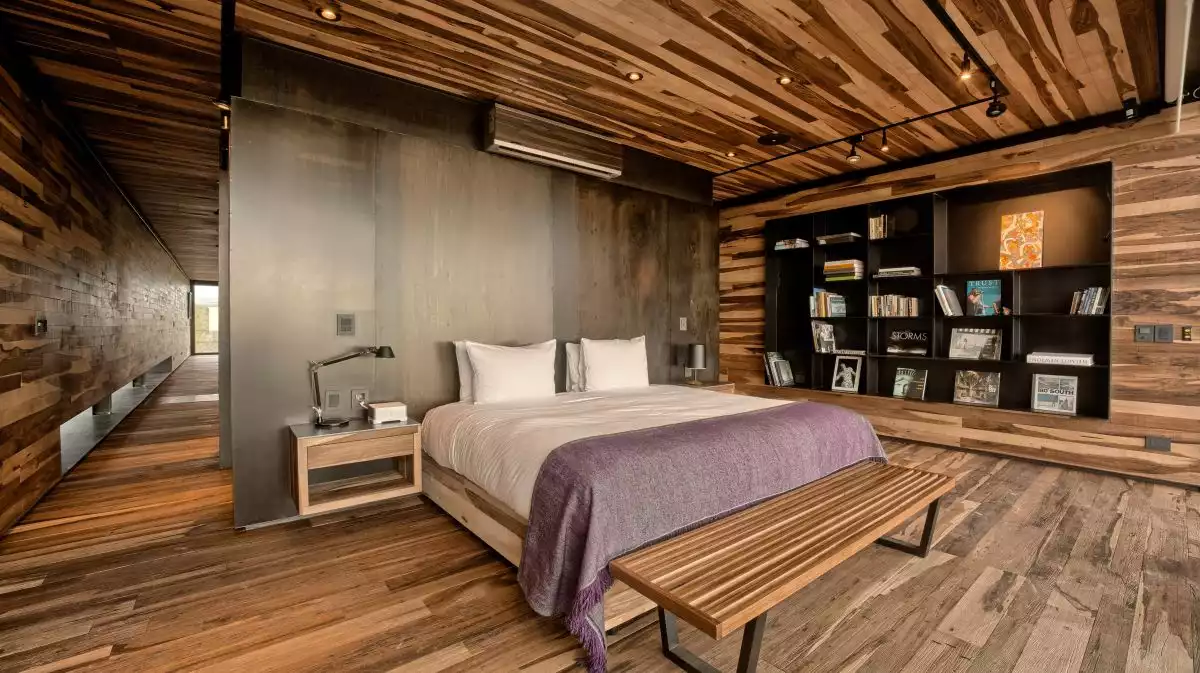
999, 210, 1044, 269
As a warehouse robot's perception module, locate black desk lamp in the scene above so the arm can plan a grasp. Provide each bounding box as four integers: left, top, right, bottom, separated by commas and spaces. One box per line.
309, 345, 394, 427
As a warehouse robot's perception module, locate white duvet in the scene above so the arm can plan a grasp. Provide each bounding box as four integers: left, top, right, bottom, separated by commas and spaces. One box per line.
422, 385, 787, 518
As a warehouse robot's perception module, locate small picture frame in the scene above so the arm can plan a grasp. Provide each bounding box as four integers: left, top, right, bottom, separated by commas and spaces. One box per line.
831, 356, 862, 393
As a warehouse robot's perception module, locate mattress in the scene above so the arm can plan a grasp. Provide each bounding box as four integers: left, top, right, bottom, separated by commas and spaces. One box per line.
421, 385, 787, 519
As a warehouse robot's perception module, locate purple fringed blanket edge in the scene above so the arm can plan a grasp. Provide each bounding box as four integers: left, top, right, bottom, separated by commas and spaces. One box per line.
516, 401, 886, 672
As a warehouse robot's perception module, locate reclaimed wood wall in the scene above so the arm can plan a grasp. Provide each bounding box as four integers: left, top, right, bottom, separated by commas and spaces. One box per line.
721, 105, 1200, 487
0, 53, 192, 535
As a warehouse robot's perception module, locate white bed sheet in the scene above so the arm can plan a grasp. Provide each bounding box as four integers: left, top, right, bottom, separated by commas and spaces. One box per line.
422, 385, 787, 518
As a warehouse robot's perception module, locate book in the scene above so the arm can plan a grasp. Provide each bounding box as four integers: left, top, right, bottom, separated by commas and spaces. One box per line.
892, 368, 928, 400
954, 370, 1002, 406
965, 279, 1002, 316
1026, 352, 1094, 366
817, 232, 862, 245
869, 214, 889, 240
886, 328, 930, 355
822, 259, 864, 281
1000, 210, 1044, 269
831, 356, 862, 393
934, 285, 964, 316
811, 321, 836, 353
763, 352, 786, 385
948, 328, 1002, 360
874, 266, 922, 277
1032, 374, 1078, 415
770, 358, 795, 387
773, 237, 809, 250
1070, 286, 1108, 315
811, 290, 847, 318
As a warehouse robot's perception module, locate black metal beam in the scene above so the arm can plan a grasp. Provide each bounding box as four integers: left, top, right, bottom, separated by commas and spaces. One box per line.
0, 16, 189, 280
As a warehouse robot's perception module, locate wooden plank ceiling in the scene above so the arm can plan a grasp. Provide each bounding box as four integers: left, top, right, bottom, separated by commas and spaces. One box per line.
0, 0, 222, 281
237, 0, 1160, 201
0, 1, 1160, 281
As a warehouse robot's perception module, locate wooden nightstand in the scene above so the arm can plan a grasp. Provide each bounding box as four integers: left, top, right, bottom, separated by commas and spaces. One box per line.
674, 381, 736, 393
291, 419, 421, 516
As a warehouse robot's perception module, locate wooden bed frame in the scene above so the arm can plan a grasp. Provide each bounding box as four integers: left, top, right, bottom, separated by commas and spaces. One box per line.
422, 453, 655, 630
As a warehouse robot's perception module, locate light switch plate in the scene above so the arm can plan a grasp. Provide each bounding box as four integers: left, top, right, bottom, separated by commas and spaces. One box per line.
1134, 325, 1154, 343
1182, 326, 1192, 342
679, 317, 688, 331
324, 389, 342, 411
336, 313, 355, 337
1154, 324, 1174, 343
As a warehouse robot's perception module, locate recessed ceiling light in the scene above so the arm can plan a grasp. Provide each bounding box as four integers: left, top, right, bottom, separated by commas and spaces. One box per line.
776, 75, 793, 85
213, 99, 230, 111
625, 71, 644, 82
725, 150, 737, 158
959, 54, 972, 80
316, 5, 341, 21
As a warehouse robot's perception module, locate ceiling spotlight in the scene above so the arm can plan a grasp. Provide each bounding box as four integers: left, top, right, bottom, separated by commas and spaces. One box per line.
959, 54, 972, 80
776, 75, 793, 85
880, 128, 890, 152
757, 131, 791, 146
213, 99, 230, 112
625, 71, 644, 82
986, 96, 1007, 118
847, 138, 861, 163
725, 150, 737, 158
316, 5, 341, 21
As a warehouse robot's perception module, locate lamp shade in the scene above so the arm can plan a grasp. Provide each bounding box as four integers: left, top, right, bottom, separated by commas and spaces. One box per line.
374, 346, 395, 359
686, 343, 706, 370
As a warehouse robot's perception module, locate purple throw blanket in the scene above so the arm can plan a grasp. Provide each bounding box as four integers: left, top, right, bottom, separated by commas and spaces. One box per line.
517, 401, 886, 671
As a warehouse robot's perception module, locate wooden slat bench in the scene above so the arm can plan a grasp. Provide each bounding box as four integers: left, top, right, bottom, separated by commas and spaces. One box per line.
610, 461, 954, 673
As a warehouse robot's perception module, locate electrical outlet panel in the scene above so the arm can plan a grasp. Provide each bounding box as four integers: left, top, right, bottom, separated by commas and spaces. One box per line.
1145, 435, 1172, 452
1134, 325, 1154, 343
324, 389, 341, 411
351, 388, 369, 408
1154, 324, 1174, 343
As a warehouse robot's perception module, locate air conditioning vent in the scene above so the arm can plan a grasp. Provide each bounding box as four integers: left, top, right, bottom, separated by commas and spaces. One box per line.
485, 104, 623, 179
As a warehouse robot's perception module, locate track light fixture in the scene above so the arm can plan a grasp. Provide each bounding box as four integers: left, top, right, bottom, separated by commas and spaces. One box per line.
880, 128, 890, 152
959, 54, 972, 80
847, 137, 861, 163
985, 79, 1007, 118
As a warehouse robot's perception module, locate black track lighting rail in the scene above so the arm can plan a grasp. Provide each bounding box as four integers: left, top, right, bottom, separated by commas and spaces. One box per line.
714, 95, 993, 178
719, 1, 1007, 180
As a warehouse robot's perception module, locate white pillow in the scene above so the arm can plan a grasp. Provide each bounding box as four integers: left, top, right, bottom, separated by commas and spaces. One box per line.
581, 336, 649, 391
465, 340, 557, 404
453, 341, 474, 402
564, 342, 584, 392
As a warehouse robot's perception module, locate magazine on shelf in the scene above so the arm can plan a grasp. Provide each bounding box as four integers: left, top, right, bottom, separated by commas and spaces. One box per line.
817, 232, 862, 245
771, 359, 795, 387
1025, 352, 1094, 366
874, 266, 922, 278
1032, 374, 1078, 415
886, 328, 930, 355
892, 368, 928, 400
964, 279, 1002, 316
831, 356, 862, 393
948, 328, 1002, 360
811, 321, 836, 353
934, 285, 964, 316
773, 237, 809, 250
953, 370, 1001, 407
763, 352, 786, 386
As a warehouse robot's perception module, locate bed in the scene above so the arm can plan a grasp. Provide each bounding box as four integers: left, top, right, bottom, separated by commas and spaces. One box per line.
419, 383, 886, 671
421, 385, 788, 628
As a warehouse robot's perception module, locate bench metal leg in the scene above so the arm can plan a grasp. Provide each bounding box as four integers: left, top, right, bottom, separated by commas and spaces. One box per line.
658, 607, 767, 673
876, 497, 941, 557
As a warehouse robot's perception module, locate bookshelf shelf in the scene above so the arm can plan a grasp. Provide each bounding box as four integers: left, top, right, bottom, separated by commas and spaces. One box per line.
764, 165, 1113, 420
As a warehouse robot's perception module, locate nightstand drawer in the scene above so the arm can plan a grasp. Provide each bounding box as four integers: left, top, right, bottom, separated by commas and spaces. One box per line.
307, 430, 416, 469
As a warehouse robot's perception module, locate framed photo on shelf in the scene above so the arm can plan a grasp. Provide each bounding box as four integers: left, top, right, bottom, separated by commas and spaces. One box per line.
1031, 374, 1078, 415
831, 356, 862, 393
953, 370, 1001, 407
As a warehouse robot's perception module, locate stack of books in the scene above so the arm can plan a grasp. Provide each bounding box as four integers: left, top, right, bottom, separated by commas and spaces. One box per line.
870, 295, 920, 317
874, 266, 921, 278
868, 214, 891, 240
1069, 287, 1109, 315
1026, 352, 1094, 366
933, 285, 964, 316
810, 289, 847, 317
816, 232, 861, 245
823, 259, 864, 282
773, 237, 809, 250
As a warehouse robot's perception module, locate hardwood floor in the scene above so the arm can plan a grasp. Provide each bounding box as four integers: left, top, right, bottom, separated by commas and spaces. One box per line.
0, 355, 1196, 672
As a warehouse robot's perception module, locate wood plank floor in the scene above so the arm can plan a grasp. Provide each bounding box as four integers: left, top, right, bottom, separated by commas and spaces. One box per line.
0, 355, 1196, 672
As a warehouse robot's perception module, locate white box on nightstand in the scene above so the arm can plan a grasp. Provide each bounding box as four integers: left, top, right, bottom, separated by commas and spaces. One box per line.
368, 401, 408, 424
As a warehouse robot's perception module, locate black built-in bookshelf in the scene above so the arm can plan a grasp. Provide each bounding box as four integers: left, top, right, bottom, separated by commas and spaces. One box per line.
764, 164, 1113, 419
